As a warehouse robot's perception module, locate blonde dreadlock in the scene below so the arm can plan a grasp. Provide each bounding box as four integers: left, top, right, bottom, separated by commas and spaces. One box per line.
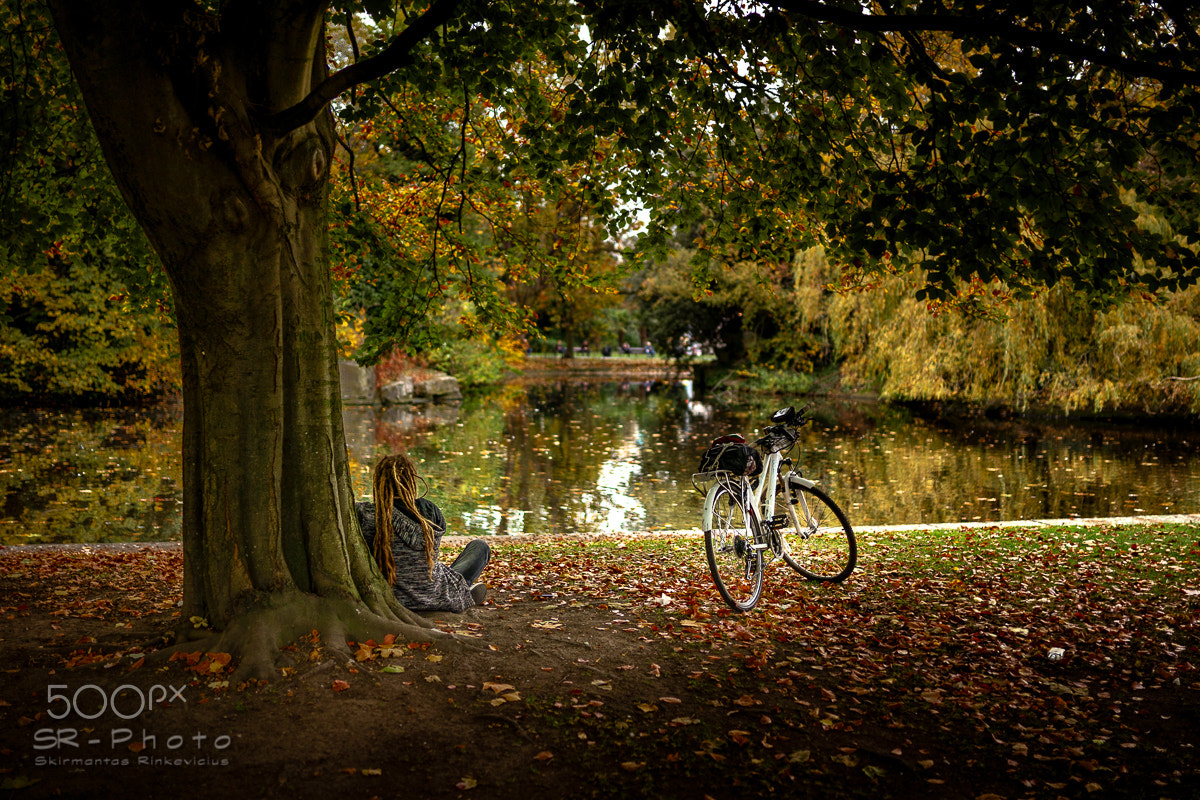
370, 454, 438, 582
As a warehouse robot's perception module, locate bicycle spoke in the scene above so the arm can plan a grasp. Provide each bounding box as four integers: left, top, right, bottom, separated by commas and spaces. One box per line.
776, 481, 857, 582
704, 486, 763, 611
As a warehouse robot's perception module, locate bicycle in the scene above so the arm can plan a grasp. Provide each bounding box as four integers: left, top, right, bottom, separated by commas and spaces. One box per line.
692, 405, 857, 612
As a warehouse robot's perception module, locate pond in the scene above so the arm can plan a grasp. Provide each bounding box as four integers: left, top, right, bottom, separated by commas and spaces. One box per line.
2, 380, 1198, 544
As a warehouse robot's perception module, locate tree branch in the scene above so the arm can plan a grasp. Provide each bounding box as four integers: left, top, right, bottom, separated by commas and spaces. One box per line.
1160, 0, 1200, 56
771, 0, 1200, 87
264, 0, 465, 133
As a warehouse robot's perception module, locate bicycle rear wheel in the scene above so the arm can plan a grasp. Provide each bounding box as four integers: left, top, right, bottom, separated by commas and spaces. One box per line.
775, 480, 857, 582
704, 485, 764, 612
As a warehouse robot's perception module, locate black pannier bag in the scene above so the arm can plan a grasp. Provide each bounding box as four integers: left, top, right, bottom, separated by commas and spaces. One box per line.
698, 434, 763, 477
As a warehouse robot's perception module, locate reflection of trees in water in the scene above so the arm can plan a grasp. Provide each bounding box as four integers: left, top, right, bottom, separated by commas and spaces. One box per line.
4, 395, 1197, 543
806, 403, 1198, 524
498, 381, 631, 535
342, 389, 1200, 533
497, 400, 534, 535
0, 408, 182, 544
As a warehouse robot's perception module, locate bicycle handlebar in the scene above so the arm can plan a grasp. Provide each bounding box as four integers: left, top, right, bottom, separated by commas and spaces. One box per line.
754, 404, 812, 454
754, 424, 799, 454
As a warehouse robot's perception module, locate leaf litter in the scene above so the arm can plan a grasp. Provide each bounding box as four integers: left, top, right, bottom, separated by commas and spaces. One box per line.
0, 523, 1197, 798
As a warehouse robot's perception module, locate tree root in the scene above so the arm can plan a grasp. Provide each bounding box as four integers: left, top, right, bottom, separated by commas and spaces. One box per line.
157, 592, 484, 684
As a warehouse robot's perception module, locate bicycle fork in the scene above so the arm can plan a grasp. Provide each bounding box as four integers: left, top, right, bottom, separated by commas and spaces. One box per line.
777, 473, 822, 539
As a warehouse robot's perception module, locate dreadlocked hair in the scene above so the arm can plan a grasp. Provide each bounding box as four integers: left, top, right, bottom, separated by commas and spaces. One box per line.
370, 454, 438, 582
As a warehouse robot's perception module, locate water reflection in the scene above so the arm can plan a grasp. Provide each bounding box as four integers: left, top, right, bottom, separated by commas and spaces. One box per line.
0, 407, 182, 544
2, 384, 1198, 544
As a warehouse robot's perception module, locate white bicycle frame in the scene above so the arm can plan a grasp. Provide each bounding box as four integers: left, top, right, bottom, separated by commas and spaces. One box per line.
699, 447, 819, 537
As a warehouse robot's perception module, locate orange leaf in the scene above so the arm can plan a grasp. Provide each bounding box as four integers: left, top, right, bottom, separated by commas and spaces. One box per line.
332, 679, 351, 692
483, 682, 516, 694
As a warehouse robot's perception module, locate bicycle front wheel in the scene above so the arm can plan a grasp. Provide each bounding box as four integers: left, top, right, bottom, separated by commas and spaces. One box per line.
776, 479, 857, 582
704, 486, 764, 612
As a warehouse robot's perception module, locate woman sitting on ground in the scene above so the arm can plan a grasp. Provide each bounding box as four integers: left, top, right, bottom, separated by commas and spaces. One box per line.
355, 453, 489, 612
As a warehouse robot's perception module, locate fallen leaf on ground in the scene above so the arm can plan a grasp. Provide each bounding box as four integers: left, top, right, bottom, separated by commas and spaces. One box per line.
483, 682, 515, 693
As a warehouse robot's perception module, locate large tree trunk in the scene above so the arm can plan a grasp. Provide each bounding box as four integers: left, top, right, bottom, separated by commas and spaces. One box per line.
47, 0, 442, 678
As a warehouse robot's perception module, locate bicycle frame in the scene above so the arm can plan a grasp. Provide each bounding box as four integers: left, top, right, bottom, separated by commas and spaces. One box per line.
699, 448, 819, 541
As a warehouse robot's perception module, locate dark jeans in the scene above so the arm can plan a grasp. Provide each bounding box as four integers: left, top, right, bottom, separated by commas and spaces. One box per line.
449, 539, 490, 585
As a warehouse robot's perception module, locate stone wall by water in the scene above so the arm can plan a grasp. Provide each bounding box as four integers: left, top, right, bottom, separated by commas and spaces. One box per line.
338, 360, 462, 407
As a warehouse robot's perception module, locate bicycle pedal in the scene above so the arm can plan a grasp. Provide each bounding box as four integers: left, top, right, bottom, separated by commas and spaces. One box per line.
764, 514, 788, 531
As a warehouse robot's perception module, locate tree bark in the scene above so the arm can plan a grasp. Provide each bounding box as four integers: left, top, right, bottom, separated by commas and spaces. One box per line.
46, 0, 425, 671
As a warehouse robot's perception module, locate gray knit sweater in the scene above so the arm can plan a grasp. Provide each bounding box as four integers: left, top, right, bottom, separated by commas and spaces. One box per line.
354, 498, 473, 613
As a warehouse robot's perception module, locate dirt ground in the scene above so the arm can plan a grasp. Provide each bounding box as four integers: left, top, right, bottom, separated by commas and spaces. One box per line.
1, 536, 1197, 800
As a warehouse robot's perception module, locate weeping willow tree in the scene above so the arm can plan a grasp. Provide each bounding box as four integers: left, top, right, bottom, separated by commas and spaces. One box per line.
789, 247, 1200, 415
